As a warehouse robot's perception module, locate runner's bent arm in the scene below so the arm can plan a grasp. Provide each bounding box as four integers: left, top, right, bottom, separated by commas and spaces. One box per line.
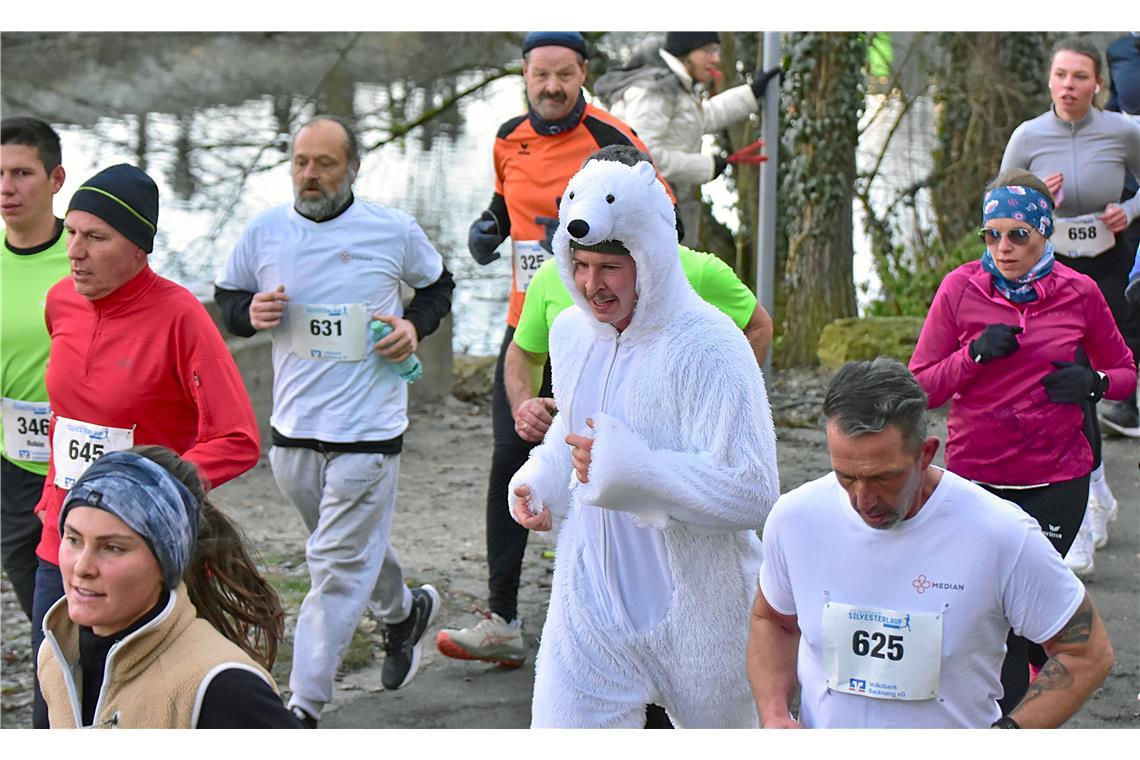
743, 303, 773, 365
505, 340, 547, 413
909, 274, 985, 407
1008, 593, 1114, 728
213, 285, 257, 338
402, 265, 455, 341
506, 341, 554, 443
747, 586, 803, 728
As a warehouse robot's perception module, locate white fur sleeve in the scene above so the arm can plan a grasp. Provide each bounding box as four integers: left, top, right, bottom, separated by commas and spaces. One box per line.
579, 412, 776, 531
507, 411, 574, 538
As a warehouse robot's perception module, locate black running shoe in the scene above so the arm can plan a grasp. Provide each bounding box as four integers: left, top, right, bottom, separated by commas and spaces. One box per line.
381, 584, 440, 690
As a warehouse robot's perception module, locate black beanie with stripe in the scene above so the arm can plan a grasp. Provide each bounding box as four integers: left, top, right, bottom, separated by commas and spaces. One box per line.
67, 164, 159, 253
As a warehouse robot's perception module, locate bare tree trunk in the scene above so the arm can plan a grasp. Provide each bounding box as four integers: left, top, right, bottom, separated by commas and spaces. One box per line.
930, 32, 1051, 247
777, 32, 864, 366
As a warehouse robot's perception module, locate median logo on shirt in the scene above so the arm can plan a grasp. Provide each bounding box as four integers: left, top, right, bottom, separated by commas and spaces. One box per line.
338, 250, 375, 264
912, 573, 965, 594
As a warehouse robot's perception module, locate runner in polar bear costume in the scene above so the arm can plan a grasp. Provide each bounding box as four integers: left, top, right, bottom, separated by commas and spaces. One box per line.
508, 156, 779, 727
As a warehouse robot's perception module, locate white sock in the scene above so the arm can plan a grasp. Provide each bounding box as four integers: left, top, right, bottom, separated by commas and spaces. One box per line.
1089, 463, 1113, 503
287, 695, 323, 720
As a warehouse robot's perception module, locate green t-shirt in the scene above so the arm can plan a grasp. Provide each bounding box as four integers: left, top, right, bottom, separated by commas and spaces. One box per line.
513, 245, 757, 355
1, 224, 70, 474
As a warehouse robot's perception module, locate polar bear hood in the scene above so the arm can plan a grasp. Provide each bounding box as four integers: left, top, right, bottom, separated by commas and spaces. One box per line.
553, 158, 691, 341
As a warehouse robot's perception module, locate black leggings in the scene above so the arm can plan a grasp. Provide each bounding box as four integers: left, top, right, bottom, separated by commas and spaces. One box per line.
980, 474, 1090, 715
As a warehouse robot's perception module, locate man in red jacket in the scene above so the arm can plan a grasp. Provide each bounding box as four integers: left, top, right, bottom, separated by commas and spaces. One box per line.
29, 163, 260, 728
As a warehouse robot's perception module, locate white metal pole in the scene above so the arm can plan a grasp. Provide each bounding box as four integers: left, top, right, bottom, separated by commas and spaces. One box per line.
757, 32, 781, 377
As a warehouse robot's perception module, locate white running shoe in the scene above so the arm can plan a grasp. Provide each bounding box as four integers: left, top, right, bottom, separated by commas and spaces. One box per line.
1064, 514, 1095, 578
1089, 491, 1118, 550
435, 612, 526, 667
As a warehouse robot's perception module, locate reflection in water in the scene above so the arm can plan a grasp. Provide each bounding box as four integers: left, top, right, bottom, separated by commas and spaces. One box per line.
3, 32, 944, 349
2, 32, 523, 355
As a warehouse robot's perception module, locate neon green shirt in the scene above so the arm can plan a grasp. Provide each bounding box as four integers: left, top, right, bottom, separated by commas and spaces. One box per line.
1, 224, 70, 474
513, 245, 757, 355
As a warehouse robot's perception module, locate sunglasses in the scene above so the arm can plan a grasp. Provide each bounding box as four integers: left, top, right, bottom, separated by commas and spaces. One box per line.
977, 227, 1033, 246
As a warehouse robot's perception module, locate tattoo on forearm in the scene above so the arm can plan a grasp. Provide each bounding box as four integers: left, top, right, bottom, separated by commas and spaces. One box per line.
1018, 657, 1074, 707
1052, 597, 1093, 646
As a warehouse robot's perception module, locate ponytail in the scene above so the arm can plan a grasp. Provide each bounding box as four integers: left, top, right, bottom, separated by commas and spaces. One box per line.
129, 446, 284, 670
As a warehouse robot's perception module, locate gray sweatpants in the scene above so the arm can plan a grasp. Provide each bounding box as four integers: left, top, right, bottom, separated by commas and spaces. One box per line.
270, 446, 412, 711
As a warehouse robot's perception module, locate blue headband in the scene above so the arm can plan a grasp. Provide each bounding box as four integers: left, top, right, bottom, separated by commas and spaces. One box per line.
61, 451, 200, 589
982, 185, 1054, 239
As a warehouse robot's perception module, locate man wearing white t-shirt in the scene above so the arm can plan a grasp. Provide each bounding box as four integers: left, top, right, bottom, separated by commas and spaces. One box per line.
214, 115, 454, 728
748, 358, 1113, 729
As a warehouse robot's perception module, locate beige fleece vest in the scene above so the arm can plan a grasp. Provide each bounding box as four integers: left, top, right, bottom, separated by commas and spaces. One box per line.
38, 584, 277, 728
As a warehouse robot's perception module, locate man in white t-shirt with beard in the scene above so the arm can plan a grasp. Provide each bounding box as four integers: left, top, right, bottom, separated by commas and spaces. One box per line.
214, 115, 454, 727
748, 358, 1114, 729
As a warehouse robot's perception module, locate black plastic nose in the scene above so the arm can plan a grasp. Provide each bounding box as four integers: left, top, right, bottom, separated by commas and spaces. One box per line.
567, 219, 590, 238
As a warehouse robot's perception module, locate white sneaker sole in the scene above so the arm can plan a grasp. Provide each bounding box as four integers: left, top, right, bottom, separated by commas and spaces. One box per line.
1099, 416, 1140, 438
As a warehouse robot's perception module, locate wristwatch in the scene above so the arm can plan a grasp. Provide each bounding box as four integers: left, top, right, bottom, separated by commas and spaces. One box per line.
1094, 371, 1109, 398
991, 715, 1021, 728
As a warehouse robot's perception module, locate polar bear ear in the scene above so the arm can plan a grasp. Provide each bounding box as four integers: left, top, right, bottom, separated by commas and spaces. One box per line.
635, 161, 657, 185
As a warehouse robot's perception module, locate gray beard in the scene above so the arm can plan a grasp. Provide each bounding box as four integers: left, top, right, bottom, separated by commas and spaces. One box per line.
294, 175, 354, 220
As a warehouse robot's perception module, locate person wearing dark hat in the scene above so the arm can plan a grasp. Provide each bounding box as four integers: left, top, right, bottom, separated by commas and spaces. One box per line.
39, 448, 301, 728
594, 32, 781, 239
2, 117, 71, 624
449, 30, 659, 673
28, 163, 260, 727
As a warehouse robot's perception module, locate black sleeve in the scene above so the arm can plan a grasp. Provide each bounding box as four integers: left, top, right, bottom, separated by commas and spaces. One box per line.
195, 668, 305, 728
403, 265, 455, 340
486, 192, 511, 236
213, 285, 257, 338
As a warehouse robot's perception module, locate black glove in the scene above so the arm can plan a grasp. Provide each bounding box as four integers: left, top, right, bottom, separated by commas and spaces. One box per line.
467, 211, 505, 265
1042, 361, 1107, 404
535, 217, 559, 254
750, 66, 782, 99
712, 154, 728, 180
968, 324, 1022, 363
536, 197, 561, 254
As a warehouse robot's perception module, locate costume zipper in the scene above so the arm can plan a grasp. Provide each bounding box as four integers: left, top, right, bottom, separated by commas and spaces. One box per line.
597, 333, 622, 603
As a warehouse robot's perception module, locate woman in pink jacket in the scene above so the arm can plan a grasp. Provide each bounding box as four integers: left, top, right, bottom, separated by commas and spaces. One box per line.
909, 168, 1136, 716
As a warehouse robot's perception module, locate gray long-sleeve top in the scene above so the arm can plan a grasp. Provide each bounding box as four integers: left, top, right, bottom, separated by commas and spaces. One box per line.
1000, 106, 1140, 224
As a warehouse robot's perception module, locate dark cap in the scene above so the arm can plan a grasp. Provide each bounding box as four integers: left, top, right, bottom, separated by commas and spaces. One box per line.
664, 32, 720, 58
523, 31, 588, 59
67, 164, 159, 253
569, 239, 630, 255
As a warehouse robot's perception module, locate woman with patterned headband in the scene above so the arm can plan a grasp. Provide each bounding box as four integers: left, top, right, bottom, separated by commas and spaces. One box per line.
1000, 36, 1140, 566
908, 168, 1136, 717
36, 447, 303, 728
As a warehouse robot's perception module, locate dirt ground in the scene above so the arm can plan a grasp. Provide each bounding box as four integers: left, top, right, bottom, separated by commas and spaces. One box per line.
1, 369, 1137, 729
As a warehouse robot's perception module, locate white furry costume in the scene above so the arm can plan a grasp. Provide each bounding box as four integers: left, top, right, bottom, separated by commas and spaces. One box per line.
508, 159, 779, 728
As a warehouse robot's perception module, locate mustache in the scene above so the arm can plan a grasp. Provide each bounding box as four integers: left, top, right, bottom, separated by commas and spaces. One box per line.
539, 92, 567, 102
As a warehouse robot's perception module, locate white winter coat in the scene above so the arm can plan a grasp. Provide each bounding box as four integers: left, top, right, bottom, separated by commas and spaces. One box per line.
509, 158, 778, 727
603, 48, 759, 196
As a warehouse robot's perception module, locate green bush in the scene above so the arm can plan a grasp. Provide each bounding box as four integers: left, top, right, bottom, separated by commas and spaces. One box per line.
867, 231, 979, 317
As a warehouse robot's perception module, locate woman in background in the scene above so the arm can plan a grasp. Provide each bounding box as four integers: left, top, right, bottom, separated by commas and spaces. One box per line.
909, 169, 1136, 715
1000, 36, 1140, 568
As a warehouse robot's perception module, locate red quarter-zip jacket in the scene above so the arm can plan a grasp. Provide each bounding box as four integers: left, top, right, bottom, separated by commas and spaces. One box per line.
35, 266, 260, 564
